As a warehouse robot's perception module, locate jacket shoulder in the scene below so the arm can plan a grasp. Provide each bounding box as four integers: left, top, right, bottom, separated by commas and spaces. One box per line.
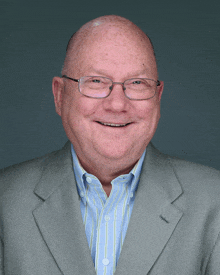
169, 156, 220, 182
0, 142, 71, 197
168, 156, 220, 201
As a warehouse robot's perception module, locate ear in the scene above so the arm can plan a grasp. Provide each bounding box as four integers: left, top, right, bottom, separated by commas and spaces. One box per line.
157, 80, 164, 101
52, 76, 64, 116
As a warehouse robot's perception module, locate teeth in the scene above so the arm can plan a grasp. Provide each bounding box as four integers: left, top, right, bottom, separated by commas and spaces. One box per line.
99, 122, 128, 127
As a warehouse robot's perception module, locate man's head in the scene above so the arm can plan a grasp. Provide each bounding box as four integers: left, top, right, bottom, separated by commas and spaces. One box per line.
52, 15, 164, 173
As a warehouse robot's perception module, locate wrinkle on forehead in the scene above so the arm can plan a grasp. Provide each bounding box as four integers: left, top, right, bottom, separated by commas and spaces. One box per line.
62, 15, 157, 76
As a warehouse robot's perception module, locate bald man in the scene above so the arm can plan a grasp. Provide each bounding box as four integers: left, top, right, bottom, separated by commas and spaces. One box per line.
0, 15, 220, 275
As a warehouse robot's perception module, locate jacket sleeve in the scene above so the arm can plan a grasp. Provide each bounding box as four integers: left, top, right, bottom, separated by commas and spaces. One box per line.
205, 231, 220, 274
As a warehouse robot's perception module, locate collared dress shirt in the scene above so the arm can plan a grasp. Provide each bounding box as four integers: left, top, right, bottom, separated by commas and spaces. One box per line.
71, 144, 146, 275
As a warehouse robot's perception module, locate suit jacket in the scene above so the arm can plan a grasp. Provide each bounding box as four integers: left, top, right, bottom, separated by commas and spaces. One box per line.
0, 141, 220, 275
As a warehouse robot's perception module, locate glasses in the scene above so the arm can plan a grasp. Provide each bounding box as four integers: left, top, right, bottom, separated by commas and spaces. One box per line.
62, 75, 160, 100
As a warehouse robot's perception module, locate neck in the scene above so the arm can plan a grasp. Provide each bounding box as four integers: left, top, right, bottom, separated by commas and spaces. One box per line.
76, 152, 140, 196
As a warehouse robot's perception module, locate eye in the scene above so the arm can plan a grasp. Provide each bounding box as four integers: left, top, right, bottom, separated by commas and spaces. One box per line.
132, 80, 142, 84
92, 79, 101, 83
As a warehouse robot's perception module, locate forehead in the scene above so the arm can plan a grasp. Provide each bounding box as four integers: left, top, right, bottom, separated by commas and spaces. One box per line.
67, 25, 157, 77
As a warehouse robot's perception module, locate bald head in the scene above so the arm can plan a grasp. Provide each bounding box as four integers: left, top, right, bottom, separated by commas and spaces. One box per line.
62, 15, 157, 77
66, 16, 155, 53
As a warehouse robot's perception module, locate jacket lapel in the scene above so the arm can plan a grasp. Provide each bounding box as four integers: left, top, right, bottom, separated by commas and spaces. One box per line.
115, 143, 183, 275
33, 142, 96, 275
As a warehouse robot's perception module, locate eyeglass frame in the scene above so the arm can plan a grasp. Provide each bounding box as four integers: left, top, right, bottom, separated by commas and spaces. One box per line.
62, 74, 161, 100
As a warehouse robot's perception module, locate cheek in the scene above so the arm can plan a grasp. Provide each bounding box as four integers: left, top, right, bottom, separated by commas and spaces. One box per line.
61, 94, 98, 128
137, 103, 161, 135
138, 100, 160, 121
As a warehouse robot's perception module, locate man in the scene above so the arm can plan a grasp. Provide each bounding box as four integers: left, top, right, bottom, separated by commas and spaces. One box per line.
0, 15, 220, 275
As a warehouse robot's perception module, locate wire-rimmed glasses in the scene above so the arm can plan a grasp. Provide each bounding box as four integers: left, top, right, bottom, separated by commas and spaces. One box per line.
62, 75, 160, 100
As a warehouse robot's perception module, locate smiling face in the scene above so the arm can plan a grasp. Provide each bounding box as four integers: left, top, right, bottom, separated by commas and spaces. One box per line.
52, 17, 164, 175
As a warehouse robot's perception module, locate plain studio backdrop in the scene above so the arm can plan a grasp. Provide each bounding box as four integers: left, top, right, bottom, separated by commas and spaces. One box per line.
0, 0, 220, 170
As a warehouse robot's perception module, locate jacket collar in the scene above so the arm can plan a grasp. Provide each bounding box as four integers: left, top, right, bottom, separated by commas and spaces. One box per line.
34, 141, 78, 200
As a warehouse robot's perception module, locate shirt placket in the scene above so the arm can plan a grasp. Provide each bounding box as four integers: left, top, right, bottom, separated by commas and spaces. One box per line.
95, 177, 129, 275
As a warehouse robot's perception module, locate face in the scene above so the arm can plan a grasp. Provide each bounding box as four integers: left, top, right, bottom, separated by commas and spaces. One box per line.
52, 26, 164, 169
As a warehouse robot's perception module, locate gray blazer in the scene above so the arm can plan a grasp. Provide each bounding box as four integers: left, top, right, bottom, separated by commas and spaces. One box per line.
0, 141, 220, 275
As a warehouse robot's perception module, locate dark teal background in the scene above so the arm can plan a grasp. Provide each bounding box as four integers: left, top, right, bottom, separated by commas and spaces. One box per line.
1, 0, 220, 170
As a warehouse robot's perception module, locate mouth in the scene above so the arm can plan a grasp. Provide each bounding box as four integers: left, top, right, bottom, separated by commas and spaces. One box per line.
96, 121, 131, 127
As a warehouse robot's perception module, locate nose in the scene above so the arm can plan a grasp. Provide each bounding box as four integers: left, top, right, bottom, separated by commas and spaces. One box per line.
103, 82, 128, 112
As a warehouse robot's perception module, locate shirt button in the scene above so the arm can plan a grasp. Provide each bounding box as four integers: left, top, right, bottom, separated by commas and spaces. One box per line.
105, 215, 110, 222
86, 177, 92, 183
80, 192, 84, 197
130, 193, 133, 198
102, 258, 110, 266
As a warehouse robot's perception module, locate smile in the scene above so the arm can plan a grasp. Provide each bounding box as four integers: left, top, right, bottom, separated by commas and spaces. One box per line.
97, 121, 131, 127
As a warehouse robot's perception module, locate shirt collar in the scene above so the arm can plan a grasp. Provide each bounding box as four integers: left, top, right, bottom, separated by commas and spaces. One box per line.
71, 144, 146, 197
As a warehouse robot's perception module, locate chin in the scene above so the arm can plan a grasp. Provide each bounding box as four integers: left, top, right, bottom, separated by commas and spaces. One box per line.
96, 143, 136, 161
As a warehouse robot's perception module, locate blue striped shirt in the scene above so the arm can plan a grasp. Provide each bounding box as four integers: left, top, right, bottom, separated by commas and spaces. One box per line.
71, 144, 146, 275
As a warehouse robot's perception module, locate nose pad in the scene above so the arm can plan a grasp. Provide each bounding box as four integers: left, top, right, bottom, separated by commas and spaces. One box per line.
109, 83, 126, 92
